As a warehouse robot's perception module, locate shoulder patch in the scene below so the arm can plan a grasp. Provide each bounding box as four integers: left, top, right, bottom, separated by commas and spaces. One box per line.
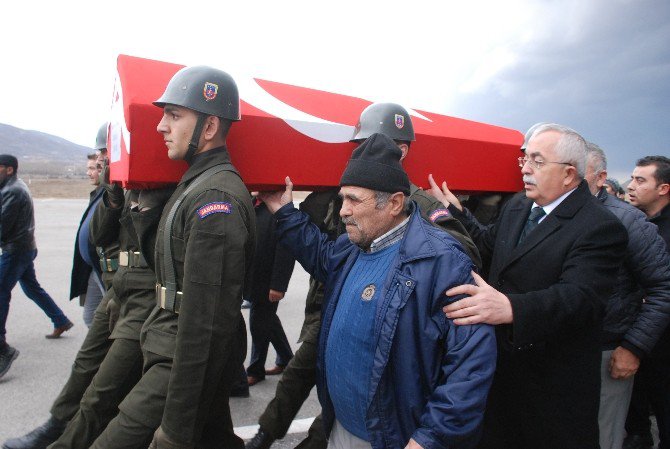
429, 208, 451, 222
197, 202, 232, 219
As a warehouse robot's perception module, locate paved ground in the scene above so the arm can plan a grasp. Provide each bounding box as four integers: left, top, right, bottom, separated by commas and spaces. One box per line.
0, 199, 317, 446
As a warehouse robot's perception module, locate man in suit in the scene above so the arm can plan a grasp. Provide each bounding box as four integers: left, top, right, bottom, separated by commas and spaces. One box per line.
428, 123, 628, 449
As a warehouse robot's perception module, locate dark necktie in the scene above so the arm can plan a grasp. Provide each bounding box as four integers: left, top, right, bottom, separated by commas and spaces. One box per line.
517, 206, 546, 245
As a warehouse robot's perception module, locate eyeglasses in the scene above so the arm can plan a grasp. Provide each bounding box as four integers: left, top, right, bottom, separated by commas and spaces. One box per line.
518, 156, 572, 170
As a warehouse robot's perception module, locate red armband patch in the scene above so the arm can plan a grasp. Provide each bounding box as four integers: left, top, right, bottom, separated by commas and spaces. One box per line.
197, 202, 232, 219
429, 208, 451, 222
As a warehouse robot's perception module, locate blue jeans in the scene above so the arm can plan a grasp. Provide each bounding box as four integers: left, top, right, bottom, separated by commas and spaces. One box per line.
0, 249, 70, 342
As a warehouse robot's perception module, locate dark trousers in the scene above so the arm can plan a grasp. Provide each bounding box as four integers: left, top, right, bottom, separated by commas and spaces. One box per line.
92, 331, 246, 448
0, 249, 69, 342
50, 337, 144, 449
258, 315, 327, 448
626, 345, 670, 449
50, 291, 114, 422
247, 299, 293, 378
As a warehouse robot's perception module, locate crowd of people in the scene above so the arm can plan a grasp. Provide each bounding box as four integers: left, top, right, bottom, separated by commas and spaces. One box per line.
0, 64, 669, 449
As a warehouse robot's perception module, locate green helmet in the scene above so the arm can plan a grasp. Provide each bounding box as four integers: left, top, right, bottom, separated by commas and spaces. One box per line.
351, 102, 415, 143
95, 122, 108, 150
520, 122, 549, 152
153, 65, 240, 121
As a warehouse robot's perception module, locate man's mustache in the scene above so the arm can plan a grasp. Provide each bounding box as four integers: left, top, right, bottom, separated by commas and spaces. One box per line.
522, 175, 537, 186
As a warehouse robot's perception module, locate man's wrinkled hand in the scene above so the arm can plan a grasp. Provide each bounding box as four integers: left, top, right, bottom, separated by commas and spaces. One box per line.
268, 289, 285, 303
444, 271, 513, 325
427, 174, 462, 211
258, 176, 293, 214
106, 298, 120, 333
609, 346, 640, 379
148, 427, 194, 449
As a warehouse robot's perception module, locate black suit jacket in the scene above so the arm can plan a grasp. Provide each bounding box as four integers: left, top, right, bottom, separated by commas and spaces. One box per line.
451, 181, 628, 449
244, 200, 295, 303
69, 186, 104, 300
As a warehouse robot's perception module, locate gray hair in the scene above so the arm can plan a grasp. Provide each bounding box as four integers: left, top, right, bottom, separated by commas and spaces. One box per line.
585, 142, 607, 174
374, 191, 412, 215
530, 123, 587, 179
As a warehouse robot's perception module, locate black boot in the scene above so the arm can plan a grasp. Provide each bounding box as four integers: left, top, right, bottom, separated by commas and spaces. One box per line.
623, 433, 654, 449
3, 416, 66, 449
245, 428, 274, 449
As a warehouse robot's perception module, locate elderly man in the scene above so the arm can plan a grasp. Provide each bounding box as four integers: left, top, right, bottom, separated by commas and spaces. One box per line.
584, 144, 670, 449
428, 123, 628, 449
624, 155, 670, 449
261, 133, 496, 449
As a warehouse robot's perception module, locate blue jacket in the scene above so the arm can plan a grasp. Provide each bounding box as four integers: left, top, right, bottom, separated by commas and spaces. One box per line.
275, 203, 496, 449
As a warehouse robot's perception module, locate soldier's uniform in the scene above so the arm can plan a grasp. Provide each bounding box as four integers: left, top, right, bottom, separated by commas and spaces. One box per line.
46, 191, 122, 426
92, 148, 255, 449
51, 188, 170, 449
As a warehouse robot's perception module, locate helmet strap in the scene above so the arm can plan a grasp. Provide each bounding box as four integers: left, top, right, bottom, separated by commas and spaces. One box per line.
185, 113, 207, 164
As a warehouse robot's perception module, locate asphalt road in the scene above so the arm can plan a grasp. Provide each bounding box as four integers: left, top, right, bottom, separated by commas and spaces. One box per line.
0, 199, 318, 447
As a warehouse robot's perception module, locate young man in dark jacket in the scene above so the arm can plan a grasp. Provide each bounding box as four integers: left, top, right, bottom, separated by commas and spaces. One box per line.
0, 154, 72, 379
584, 144, 670, 449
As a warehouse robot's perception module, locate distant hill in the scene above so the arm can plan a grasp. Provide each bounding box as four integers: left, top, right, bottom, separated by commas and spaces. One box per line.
0, 123, 92, 177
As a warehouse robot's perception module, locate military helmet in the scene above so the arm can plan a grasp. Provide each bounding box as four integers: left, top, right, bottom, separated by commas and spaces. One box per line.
154, 66, 240, 121
520, 122, 549, 152
351, 102, 415, 143
95, 122, 108, 150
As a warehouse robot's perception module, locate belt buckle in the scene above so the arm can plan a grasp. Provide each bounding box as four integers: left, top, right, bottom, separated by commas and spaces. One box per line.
119, 251, 129, 267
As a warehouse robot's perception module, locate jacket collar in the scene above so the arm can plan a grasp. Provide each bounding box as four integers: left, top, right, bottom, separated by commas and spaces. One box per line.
501, 181, 592, 269
396, 202, 438, 264
178, 146, 232, 186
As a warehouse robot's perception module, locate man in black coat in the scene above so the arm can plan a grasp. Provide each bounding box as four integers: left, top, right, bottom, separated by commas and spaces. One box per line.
624, 155, 670, 449
245, 195, 295, 386
429, 123, 628, 449
69, 153, 105, 327
584, 145, 670, 449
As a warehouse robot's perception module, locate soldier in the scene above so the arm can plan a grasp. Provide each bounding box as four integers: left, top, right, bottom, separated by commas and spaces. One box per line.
91, 65, 256, 449
246, 103, 480, 449
48, 182, 175, 448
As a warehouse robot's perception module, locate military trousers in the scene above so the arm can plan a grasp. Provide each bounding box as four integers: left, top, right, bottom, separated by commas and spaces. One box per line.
258, 313, 327, 449
91, 330, 246, 448
50, 288, 114, 422
49, 337, 143, 449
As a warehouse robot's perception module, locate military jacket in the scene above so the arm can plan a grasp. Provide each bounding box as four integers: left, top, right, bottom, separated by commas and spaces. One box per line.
92, 191, 158, 340
142, 147, 255, 442
409, 184, 482, 269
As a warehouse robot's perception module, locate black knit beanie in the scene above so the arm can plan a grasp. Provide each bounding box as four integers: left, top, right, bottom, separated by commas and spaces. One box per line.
339, 133, 410, 195
0, 154, 18, 170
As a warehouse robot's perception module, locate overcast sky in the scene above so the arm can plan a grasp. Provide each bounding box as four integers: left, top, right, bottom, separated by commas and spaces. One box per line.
1, 0, 667, 180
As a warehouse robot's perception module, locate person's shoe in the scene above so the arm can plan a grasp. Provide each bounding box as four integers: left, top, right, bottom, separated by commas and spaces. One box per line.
241, 300, 252, 309
265, 365, 285, 376
45, 321, 73, 339
0, 345, 19, 379
245, 428, 274, 449
2, 416, 66, 449
622, 433, 654, 449
247, 375, 265, 386
230, 385, 250, 398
